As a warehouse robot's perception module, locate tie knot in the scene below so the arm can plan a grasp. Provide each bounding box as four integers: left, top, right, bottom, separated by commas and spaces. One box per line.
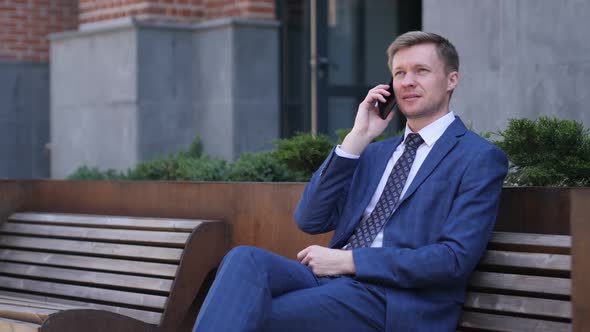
405, 133, 424, 150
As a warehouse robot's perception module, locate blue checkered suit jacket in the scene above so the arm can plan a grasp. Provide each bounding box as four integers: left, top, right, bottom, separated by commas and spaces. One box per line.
294, 117, 508, 331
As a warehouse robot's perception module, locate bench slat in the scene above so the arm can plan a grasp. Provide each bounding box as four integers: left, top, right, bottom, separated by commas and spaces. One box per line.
0, 303, 56, 324
0, 262, 173, 293
464, 291, 571, 319
460, 311, 570, 332
0, 223, 189, 247
0, 212, 226, 330
469, 272, 570, 296
10, 212, 205, 232
0, 290, 161, 325
480, 250, 571, 272
0, 249, 178, 278
0, 294, 76, 311
0, 236, 183, 263
489, 232, 571, 253
0, 317, 40, 332
0, 276, 167, 310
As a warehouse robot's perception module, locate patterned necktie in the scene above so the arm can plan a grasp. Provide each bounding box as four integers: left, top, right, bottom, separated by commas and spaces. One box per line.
346, 133, 424, 249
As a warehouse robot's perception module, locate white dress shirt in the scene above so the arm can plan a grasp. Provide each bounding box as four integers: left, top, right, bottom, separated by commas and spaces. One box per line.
335, 112, 456, 247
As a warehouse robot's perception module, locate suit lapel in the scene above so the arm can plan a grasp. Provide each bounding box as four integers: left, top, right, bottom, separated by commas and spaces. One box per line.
396, 117, 467, 207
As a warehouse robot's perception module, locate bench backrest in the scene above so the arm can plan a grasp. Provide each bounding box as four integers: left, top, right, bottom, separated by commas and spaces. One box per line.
0, 212, 225, 328
460, 232, 572, 332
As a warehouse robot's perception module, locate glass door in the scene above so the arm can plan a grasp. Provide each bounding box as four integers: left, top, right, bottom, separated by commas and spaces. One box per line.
279, 0, 421, 138
316, 0, 396, 137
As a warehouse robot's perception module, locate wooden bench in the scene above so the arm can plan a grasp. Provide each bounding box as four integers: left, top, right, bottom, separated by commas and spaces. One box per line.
0, 212, 228, 332
459, 231, 572, 332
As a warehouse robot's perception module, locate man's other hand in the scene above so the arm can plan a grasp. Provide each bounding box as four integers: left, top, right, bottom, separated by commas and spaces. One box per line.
297, 245, 356, 277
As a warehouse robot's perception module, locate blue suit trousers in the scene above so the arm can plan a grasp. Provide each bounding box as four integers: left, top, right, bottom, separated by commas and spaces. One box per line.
193, 246, 387, 332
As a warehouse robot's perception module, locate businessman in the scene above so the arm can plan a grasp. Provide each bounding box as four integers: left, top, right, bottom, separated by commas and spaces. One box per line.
193, 31, 508, 332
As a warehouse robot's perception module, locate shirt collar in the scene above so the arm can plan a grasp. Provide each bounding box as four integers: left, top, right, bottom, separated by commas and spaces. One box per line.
403, 111, 456, 147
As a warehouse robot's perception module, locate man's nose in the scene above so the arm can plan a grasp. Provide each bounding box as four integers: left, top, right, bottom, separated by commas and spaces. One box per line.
400, 73, 417, 87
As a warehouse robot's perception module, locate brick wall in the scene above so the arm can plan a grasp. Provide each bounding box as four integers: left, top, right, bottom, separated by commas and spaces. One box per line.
79, 0, 275, 24
0, 0, 78, 62
204, 0, 275, 20
79, 0, 202, 24
0, 0, 275, 61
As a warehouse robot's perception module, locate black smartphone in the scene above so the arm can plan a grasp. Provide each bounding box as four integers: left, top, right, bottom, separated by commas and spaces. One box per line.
378, 77, 397, 120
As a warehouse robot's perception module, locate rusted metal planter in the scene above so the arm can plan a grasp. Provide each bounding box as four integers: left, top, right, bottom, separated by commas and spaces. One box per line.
0, 181, 588, 331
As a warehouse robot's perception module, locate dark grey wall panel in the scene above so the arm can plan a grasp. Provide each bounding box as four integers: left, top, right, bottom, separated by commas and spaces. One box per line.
0, 60, 50, 179
137, 27, 196, 161
232, 21, 280, 157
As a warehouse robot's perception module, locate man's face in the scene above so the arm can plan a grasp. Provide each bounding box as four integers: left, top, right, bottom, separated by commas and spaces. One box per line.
391, 43, 458, 121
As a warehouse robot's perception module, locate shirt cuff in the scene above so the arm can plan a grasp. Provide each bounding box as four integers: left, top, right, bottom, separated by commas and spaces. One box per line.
335, 145, 360, 159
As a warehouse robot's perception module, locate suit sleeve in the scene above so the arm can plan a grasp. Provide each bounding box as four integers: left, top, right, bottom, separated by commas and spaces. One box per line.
352, 146, 508, 288
293, 148, 361, 234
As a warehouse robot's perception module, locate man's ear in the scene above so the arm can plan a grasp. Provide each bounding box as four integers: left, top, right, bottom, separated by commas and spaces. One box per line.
447, 71, 459, 92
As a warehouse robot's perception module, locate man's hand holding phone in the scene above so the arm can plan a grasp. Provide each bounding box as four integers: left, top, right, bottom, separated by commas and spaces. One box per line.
341, 80, 397, 155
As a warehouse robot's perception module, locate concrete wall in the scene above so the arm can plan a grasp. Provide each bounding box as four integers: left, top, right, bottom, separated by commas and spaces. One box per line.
193, 19, 280, 160
50, 18, 279, 178
0, 61, 50, 179
423, 0, 590, 134
50, 25, 139, 179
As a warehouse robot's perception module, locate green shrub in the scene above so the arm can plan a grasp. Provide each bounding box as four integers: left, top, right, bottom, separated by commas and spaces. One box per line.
174, 156, 228, 181
67, 166, 127, 181
68, 136, 227, 182
125, 157, 180, 181
178, 136, 204, 158
272, 133, 334, 177
493, 117, 590, 187
227, 152, 306, 182
126, 155, 228, 181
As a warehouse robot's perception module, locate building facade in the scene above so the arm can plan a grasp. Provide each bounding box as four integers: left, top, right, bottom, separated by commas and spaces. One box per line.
1, 0, 588, 179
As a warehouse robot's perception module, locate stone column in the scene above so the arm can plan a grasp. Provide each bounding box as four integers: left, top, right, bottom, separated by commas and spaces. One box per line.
50, 0, 279, 178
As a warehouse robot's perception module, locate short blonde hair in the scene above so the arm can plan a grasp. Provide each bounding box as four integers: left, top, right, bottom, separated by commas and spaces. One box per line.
387, 31, 459, 74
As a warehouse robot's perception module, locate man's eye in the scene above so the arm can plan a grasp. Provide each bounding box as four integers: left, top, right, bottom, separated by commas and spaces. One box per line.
418, 68, 429, 74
